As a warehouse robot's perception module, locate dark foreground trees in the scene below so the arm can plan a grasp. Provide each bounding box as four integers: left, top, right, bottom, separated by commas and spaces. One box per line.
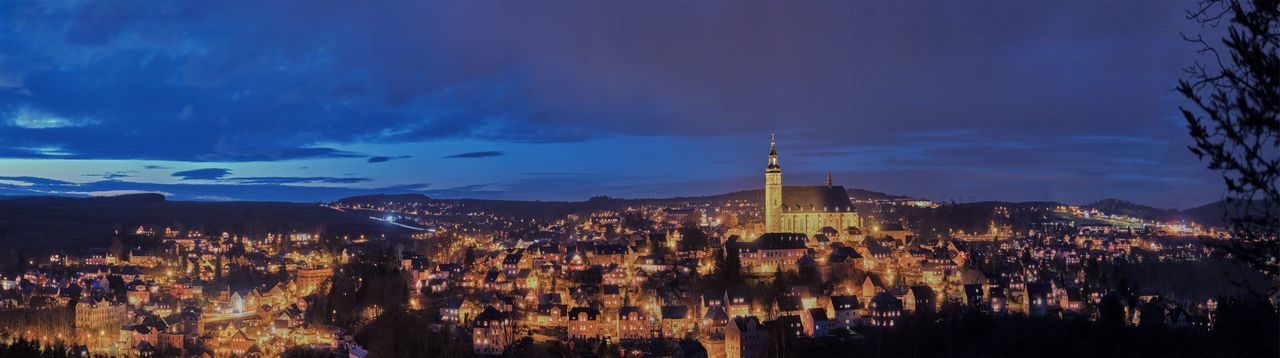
1178, 0, 1279, 285
790, 301, 1279, 358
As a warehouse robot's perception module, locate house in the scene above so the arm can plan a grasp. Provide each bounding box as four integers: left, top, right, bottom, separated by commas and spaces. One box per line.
440, 298, 464, 324
825, 246, 863, 281
515, 269, 537, 290
725, 316, 769, 358
904, 286, 936, 315
859, 274, 885, 303
735, 233, 807, 274
868, 292, 902, 327
592, 244, 629, 266
774, 295, 804, 317
536, 304, 568, 328
603, 265, 628, 286
501, 252, 527, 276
702, 306, 729, 338
660, 305, 690, 338
1025, 282, 1050, 317
567, 307, 601, 340
227, 330, 254, 356
726, 287, 752, 317
702, 290, 726, 312
829, 295, 861, 329
616, 306, 650, 340
989, 287, 1008, 315
1061, 287, 1085, 315
876, 222, 911, 242
472, 306, 511, 355
860, 239, 893, 270
602, 285, 623, 309
801, 308, 833, 337
963, 284, 985, 311
157, 330, 184, 352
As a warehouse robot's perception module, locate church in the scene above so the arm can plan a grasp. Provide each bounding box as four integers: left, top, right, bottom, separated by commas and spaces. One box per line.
763, 135, 862, 236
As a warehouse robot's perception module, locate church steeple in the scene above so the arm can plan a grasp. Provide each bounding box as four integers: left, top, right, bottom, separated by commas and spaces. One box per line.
826, 171, 832, 188
767, 133, 780, 171
764, 134, 782, 232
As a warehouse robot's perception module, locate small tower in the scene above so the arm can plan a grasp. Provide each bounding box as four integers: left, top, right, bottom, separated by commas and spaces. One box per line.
765, 134, 783, 233
826, 171, 833, 188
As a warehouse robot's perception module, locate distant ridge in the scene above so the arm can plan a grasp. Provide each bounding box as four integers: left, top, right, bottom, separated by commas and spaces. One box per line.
331, 187, 911, 219
87, 192, 167, 204
1085, 198, 1179, 221
1082, 198, 1278, 227
336, 193, 430, 205
0, 194, 419, 255
330, 191, 1243, 227
659, 187, 909, 202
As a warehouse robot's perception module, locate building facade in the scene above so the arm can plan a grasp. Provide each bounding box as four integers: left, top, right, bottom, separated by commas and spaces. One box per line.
762, 136, 862, 236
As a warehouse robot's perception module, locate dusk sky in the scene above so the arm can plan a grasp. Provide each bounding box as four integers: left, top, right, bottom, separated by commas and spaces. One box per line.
0, 0, 1227, 208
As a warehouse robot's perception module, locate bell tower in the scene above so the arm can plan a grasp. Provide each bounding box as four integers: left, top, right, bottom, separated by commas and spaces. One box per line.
765, 134, 783, 233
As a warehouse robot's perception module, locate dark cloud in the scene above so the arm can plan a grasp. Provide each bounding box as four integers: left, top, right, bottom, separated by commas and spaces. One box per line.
170, 168, 368, 184
84, 171, 136, 180
420, 183, 504, 197
443, 151, 504, 159
367, 155, 409, 163
171, 168, 231, 180
143, 165, 170, 170
0, 176, 75, 186
0, 175, 427, 202
229, 176, 371, 185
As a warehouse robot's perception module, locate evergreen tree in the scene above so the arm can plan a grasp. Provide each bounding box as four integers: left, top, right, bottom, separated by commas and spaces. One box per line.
214, 254, 224, 282
711, 247, 742, 289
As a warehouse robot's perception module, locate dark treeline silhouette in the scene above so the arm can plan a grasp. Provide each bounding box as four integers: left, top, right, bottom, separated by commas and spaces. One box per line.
787, 297, 1278, 357
1178, 0, 1280, 285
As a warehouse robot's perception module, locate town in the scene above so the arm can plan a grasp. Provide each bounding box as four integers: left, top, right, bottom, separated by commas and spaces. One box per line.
0, 137, 1261, 357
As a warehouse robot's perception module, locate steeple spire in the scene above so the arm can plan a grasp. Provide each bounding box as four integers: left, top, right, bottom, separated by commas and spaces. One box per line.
827, 171, 832, 188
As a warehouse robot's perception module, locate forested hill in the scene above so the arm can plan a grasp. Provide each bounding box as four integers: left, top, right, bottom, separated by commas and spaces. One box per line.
0, 194, 417, 255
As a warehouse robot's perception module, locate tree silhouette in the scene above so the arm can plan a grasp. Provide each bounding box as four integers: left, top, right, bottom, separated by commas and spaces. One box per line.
710, 247, 742, 289
1177, 0, 1279, 288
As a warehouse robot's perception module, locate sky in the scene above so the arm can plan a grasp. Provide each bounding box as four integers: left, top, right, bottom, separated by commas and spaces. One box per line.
0, 0, 1230, 208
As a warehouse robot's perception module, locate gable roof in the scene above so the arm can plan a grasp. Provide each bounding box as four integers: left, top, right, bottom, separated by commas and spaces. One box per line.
731, 316, 762, 331
831, 295, 860, 310
750, 233, 807, 250
661, 306, 689, 319
780, 186, 855, 212
568, 307, 600, 320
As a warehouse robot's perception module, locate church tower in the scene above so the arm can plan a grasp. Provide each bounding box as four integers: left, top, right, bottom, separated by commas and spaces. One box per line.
764, 134, 783, 232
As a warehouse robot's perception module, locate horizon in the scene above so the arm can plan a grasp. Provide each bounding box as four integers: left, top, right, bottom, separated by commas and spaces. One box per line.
0, 184, 1226, 212
0, 0, 1227, 208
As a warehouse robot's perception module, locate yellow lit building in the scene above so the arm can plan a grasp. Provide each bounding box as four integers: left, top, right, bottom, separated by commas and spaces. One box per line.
763, 135, 862, 235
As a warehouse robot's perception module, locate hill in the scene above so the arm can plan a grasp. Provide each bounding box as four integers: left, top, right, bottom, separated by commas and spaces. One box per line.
343, 187, 912, 220
336, 193, 431, 205
1085, 199, 1180, 221
1179, 199, 1277, 227
0, 195, 419, 255
1083, 198, 1274, 227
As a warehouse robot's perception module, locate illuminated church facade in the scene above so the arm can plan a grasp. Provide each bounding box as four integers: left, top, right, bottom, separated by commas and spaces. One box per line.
763, 135, 862, 235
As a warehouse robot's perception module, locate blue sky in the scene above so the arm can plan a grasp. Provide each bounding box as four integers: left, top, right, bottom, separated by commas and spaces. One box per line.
0, 0, 1226, 208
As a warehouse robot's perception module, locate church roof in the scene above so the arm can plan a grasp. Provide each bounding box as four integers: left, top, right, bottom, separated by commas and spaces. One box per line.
746, 233, 807, 250
780, 185, 855, 212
